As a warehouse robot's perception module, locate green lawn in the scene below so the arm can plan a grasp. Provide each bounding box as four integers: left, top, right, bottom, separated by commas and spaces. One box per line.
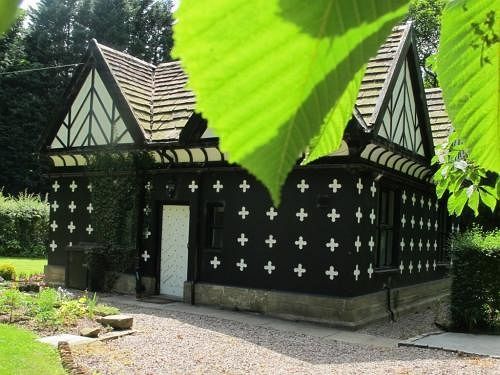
0, 257, 47, 277
0, 324, 65, 374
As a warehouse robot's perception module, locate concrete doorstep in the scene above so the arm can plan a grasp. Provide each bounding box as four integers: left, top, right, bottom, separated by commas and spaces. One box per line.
400, 332, 500, 359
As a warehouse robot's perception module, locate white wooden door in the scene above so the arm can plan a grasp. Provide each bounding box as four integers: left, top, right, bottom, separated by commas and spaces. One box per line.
160, 205, 190, 298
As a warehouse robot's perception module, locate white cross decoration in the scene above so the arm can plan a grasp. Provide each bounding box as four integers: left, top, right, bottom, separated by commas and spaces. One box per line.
143, 228, 151, 239
143, 205, 151, 216
399, 261, 405, 274
356, 178, 364, 195
294, 263, 306, 277
417, 260, 422, 272
294, 236, 307, 250
212, 180, 223, 192
68, 201, 76, 213
86, 224, 94, 235
419, 217, 424, 229
87, 183, 93, 192
69, 180, 78, 192
368, 236, 375, 252
297, 179, 309, 193
210, 256, 221, 269
325, 266, 339, 280
410, 238, 414, 251
295, 208, 308, 222
325, 238, 339, 252
265, 235, 277, 248
435, 200, 439, 211
188, 180, 199, 192
400, 238, 405, 251
369, 209, 376, 224
418, 239, 423, 251
370, 182, 377, 197
355, 207, 363, 223
425, 260, 430, 271
266, 207, 278, 221
327, 209, 340, 222
237, 233, 248, 247
401, 214, 406, 228
236, 258, 247, 271
353, 264, 361, 281
354, 236, 362, 253
433, 260, 437, 271
402, 190, 407, 204
68, 242, 73, 247
67, 221, 76, 234
410, 216, 415, 228
141, 250, 151, 262
427, 219, 431, 230
433, 240, 438, 251
408, 261, 414, 274
238, 206, 249, 219
51, 201, 59, 212
411, 193, 416, 206
49, 240, 57, 252
52, 180, 60, 192
434, 220, 439, 231
239, 179, 250, 192
420, 196, 425, 208
87, 203, 93, 214
426, 240, 431, 251
50, 220, 58, 232
428, 198, 432, 210
145, 181, 152, 191
451, 223, 455, 233
367, 263, 374, 279
328, 179, 342, 193
456, 224, 460, 233
264, 261, 276, 274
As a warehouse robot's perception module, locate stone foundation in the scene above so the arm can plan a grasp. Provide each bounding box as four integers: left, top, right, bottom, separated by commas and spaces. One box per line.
188, 278, 451, 329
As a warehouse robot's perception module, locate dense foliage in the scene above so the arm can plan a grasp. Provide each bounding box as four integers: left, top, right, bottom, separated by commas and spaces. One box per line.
450, 227, 500, 332
0, 263, 16, 281
0, 0, 174, 195
0, 191, 49, 257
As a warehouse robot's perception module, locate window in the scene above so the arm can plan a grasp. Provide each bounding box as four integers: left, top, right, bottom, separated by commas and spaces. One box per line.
206, 203, 224, 249
376, 188, 398, 268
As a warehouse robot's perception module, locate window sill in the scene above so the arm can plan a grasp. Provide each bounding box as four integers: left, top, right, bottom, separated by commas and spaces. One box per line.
374, 267, 399, 274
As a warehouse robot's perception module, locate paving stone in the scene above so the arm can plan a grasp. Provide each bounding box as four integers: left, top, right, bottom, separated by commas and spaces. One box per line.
38, 334, 96, 347
98, 329, 137, 341
79, 327, 101, 338
97, 314, 133, 330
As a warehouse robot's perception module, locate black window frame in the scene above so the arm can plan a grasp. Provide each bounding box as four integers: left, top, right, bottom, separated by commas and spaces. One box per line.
376, 186, 400, 269
206, 202, 225, 249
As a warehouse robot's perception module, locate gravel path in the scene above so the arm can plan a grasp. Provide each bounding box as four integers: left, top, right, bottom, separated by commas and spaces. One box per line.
71, 303, 499, 374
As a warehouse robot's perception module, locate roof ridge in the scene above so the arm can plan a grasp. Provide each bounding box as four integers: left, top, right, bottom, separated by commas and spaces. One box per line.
93, 40, 157, 69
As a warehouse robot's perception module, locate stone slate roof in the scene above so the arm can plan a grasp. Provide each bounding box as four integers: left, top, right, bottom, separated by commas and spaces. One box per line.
95, 22, 445, 145
425, 88, 452, 146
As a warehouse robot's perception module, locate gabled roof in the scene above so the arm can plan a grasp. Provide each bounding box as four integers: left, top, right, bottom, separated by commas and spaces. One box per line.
425, 88, 452, 146
45, 22, 444, 153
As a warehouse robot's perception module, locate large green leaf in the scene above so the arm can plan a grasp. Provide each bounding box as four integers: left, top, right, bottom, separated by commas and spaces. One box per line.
0, 1, 20, 35
173, 0, 409, 204
437, 0, 500, 173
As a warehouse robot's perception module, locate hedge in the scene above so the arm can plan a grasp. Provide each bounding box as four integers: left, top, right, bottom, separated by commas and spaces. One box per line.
0, 191, 49, 258
450, 227, 500, 332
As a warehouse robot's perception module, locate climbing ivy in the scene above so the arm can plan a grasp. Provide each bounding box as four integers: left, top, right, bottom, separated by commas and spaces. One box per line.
87, 151, 153, 289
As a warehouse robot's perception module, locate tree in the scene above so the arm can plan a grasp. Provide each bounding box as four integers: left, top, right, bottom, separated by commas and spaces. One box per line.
406, 0, 446, 87
90, 0, 131, 51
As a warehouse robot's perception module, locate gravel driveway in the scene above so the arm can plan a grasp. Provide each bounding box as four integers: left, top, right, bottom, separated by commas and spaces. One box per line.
72, 303, 499, 374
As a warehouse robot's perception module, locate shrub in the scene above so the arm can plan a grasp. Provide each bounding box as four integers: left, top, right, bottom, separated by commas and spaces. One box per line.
0, 191, 49, 257
0, 263, 16, 281
93, 303, 120, 317
32, 288, 60, 326
0, 288, 24, 322
450, 227, 500, 332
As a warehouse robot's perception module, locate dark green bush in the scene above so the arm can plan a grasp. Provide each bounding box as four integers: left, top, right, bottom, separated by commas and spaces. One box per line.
0, 263, 16, 280
450, 227, 500, 332
0, 191, 49, 257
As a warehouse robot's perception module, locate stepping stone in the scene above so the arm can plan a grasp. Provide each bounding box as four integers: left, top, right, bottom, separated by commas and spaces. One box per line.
79, 327, 101, 338
38, 334, 96, 347
97, 314, 133, 330
98, 329, 136, 342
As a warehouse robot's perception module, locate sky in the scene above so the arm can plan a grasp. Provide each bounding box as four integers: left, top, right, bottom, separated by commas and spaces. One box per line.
21, 0, 180, 11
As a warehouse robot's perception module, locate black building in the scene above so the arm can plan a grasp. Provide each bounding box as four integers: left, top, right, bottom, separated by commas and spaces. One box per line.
42, 23, 459, 328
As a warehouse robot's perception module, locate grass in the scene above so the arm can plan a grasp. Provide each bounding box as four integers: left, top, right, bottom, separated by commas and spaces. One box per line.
0, 324, 65, 374
0, 257, 47, 277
